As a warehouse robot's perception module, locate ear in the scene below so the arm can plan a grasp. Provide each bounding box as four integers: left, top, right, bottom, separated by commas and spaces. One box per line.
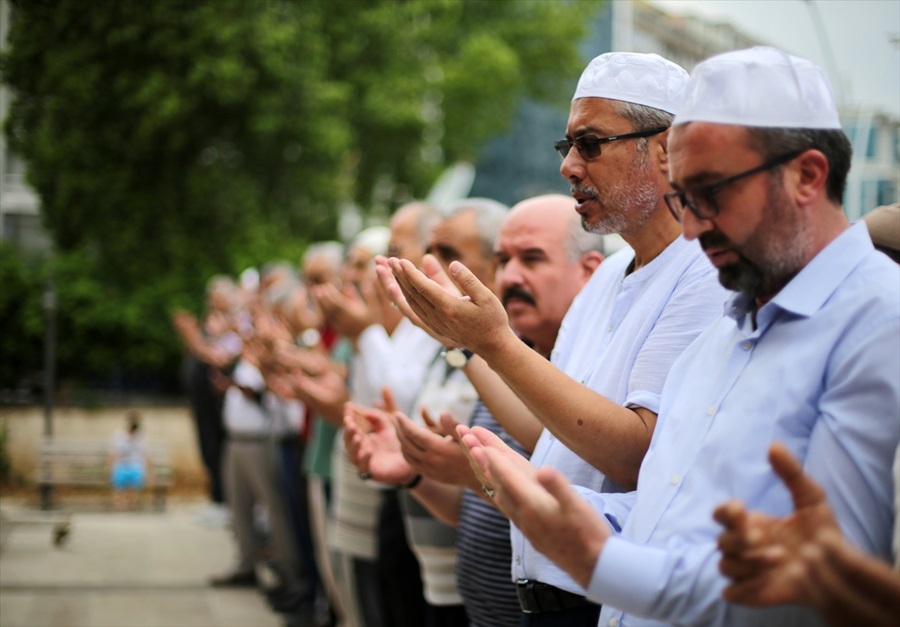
653, 128, 670, 176
579, 251, 604, 280
792, 149, 829, 208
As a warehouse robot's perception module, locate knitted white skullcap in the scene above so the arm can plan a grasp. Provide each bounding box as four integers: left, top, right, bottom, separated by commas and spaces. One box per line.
676, 46, 842, 129
573, 52, 689, 115
350, 226, 391, 257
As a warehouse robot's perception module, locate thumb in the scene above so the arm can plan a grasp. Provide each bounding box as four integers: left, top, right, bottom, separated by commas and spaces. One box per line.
381, 386, 398, 413
420, 407, 438, 431
768, 442, 826, 511
448, 261, 492, 305
440, 412, 462, 441
364, 411, 388, 432
536, 467, 581, 511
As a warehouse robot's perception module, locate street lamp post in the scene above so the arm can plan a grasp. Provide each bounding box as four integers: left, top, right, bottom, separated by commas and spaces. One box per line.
41, 275, 57, 510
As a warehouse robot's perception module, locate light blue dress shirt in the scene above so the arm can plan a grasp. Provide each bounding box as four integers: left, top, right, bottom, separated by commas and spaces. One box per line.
581, 222, 900, 626
512, 237, 728, 594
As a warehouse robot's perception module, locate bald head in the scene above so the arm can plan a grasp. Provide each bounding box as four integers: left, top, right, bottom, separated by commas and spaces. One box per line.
389, 202, 439, 267
495, 194, 604, 357
508, 195, 605, 260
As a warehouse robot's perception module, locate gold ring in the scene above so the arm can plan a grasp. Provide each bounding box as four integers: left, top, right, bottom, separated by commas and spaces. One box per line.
482, 484, 496, 499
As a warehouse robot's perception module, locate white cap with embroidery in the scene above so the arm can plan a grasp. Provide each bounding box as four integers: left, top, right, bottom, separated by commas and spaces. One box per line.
675, 46, 842, 130
573, 51, 689, 116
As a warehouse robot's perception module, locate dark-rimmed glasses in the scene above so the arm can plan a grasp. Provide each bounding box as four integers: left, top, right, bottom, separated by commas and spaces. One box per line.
664, 149, 806, 222
554, 127, 668, 161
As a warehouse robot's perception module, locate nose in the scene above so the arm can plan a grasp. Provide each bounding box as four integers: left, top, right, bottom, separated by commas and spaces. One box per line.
498, 258, 526, 292
680, 208, 713, 241
560, 147, 586, 183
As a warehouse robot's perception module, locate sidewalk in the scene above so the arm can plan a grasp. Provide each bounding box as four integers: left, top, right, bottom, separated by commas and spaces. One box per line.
0, 500, 281, 627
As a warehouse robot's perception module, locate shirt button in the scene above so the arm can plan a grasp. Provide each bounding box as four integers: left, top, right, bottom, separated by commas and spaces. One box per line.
608, 324, 615, 332
608, 618, 619, 627
741, 341, 752, 351
671, 474, 681, 485
706, 406, 716, 416
514, 555, 521, 565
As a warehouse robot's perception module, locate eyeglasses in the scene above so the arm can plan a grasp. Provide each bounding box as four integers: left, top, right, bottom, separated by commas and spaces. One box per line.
554, 127, 668, 161
664, 149, 806, 222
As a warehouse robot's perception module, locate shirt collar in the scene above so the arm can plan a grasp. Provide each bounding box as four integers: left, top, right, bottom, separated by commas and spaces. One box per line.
725, 221, 873, 323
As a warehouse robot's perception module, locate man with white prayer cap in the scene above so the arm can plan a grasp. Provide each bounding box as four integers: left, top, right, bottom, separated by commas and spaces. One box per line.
460, 46, 900, 626
386, 50, 730, 626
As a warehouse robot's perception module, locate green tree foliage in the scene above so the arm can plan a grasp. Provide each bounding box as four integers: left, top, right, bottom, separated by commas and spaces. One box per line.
0, 244, 45, 390
0, 0, 599, 391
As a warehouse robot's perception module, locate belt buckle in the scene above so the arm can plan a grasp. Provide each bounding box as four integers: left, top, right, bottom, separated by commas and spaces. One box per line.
515, 579, 539, 614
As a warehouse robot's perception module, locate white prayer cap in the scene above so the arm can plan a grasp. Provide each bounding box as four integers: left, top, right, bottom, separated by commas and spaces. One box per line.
349, 225, 390, 257
573, 52, 689, 115
675, 46, 842, 129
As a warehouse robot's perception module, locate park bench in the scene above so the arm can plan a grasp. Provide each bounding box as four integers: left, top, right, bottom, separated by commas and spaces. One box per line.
36, 438, 173, 511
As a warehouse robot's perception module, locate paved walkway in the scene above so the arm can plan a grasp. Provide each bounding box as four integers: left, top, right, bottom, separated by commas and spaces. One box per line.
0, 500, 281, 627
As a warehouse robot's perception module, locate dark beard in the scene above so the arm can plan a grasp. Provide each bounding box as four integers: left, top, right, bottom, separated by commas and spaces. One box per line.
700, 177, 803, 302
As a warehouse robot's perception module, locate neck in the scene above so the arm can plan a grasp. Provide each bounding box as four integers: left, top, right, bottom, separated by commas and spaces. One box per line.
620, 207, 682, 270
754, 203, 851, 308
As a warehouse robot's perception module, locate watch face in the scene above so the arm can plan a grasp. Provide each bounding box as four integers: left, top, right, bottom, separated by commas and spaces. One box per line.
444, 348, 468, 368
300, 328, 321, 348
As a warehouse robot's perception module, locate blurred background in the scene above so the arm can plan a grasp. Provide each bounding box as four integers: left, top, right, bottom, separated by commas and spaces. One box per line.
0, 0, 898, 485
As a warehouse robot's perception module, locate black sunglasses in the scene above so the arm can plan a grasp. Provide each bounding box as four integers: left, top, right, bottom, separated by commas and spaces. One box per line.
554, 126, 668, 160
664, 149, 807, 222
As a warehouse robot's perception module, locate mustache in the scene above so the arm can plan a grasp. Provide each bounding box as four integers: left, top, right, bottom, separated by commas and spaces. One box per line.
570, 183, 599, 200
502, 285, 536, 308
698, 231, 734, 251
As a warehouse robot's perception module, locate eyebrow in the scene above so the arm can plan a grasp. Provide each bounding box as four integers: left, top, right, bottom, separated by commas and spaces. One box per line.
566, 125, 607, 140
432, 243, 461, 259
674, 169, 726, 190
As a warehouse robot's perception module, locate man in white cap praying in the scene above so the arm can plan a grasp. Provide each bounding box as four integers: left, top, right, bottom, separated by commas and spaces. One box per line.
387, 51, 727, 625
459, 46, 900, 626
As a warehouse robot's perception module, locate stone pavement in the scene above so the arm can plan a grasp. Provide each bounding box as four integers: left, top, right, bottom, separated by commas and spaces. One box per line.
0, 500, 281, 627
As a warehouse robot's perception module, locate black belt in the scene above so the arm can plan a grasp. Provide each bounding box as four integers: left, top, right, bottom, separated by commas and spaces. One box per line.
516, 579, 595, 614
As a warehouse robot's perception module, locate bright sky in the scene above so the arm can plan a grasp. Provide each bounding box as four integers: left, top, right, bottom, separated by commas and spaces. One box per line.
648, 0, 900, 115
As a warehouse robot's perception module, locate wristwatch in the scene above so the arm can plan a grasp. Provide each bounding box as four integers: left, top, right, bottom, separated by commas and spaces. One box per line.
297, 327, 321, 349
443, 348, 474, 369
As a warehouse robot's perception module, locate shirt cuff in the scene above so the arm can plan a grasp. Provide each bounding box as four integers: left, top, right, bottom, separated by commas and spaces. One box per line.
587, 535, 668, 613
624, 390, 662, 415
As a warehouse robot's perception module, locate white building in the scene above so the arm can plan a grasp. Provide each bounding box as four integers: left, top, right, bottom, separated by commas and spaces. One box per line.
0, 0, 49, 254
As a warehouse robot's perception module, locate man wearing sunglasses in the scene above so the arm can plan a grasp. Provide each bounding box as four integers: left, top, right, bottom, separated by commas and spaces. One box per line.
463, 47, 900, 627
388, 52, 729, 626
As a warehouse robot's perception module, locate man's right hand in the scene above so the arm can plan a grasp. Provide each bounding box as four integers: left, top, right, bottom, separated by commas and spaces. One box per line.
389, 257, 516, 358
343, 403, 416, 486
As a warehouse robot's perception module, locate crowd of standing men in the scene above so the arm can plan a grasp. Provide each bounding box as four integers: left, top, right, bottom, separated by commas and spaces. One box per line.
174, 45, 900, 627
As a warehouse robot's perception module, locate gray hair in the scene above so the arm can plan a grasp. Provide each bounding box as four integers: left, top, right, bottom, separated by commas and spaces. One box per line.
260, 260, 298, 284
615, 101, 675, 152
206, 274, 237, 297
441, 197, 509, 259
565, 218, 607, 262
264, 278, 298, 311
302, 241, 344, 274
407, 203, 442, 247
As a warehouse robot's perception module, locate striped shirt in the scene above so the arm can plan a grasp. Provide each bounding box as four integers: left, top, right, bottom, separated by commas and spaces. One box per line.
456, 401, 528, 627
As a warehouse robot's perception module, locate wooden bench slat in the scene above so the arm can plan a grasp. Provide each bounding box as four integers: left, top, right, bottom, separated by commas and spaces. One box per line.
36, 438, 173, 508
